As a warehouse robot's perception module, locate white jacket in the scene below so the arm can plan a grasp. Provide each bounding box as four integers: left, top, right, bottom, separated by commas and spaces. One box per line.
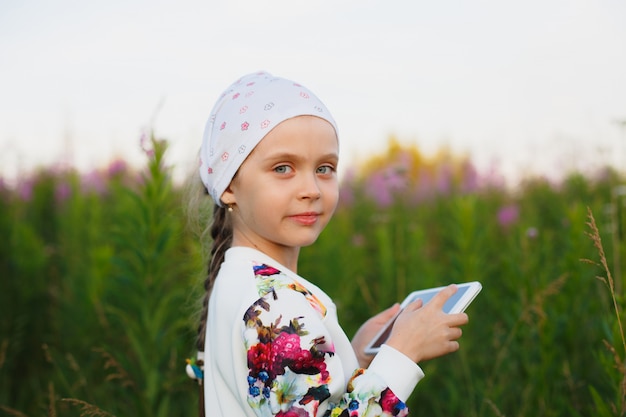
203, 246, 423, 416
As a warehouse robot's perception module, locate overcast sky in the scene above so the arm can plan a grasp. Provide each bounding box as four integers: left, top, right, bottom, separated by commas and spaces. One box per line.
1, 0, 625, 184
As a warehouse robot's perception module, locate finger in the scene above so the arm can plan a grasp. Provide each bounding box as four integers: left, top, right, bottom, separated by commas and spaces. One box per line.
404, 298, 424, 311
448, 340, 460, 353
449, 327, 463, 340
447, 312, 469, 327
429, 284, 458, 309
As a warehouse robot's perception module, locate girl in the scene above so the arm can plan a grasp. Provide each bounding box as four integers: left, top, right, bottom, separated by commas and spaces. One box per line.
188, 71, 469, 416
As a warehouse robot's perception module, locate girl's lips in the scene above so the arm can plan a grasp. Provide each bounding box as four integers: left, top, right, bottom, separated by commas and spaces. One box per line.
289, 212, 320, 226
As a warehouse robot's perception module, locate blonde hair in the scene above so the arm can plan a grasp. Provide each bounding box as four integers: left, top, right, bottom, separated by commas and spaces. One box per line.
183, 170, 233, 352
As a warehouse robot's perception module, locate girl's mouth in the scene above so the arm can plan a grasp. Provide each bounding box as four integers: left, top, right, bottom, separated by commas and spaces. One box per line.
289, 212, 320, 225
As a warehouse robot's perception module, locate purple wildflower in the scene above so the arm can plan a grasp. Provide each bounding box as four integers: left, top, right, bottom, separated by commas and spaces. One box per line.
81, 170, 107, 195
17, 178, 34, 201
411, 168, 435, 204
338, 169, 356, 207
107, 159, 128, 177
351, 234, 365, 247
339, 186, 354, 207
481, 161, 506, 190
383, 166, 408, 191
364, 162, 410, 207
460, 161, 479, 194
497, 204, 519, 228
365, 171, 393, 207
139, 129, 155, 158
436, 163, 453, 195
55, 181, 72, 203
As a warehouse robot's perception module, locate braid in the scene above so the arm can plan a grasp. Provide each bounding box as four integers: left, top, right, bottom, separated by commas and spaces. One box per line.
196, 203, 232, 351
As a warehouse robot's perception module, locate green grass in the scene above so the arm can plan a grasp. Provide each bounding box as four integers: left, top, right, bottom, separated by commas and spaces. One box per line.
1, 137, 625, 416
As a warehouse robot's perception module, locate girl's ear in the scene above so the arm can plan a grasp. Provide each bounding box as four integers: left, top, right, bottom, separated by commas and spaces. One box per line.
220, 185, 235, 206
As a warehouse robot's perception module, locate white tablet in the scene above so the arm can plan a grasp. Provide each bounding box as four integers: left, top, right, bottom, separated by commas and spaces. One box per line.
364, 281, 482, 355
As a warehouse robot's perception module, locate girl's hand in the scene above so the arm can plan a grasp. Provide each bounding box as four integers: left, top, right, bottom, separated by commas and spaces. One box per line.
351, 303, 403, 368
385, 284, 469, 364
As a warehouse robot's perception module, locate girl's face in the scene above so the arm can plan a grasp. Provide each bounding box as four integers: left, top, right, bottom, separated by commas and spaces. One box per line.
221, 115, 339, 267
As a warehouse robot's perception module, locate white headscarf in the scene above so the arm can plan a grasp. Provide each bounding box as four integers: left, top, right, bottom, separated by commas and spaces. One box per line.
199, 71, 338, 206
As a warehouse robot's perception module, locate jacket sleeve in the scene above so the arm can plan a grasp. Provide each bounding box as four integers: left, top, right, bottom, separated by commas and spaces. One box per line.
242, 284, 420, 417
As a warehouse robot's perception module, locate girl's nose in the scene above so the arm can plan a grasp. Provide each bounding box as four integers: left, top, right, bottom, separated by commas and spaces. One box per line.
299, 173, 322, 200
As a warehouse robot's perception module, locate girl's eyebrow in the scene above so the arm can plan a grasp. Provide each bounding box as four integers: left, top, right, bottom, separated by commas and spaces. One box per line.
265, 151, 339, 163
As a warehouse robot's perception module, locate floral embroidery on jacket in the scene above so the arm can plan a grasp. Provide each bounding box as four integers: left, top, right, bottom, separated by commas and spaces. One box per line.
244, 262, 409, 417
253, 263, 327, 317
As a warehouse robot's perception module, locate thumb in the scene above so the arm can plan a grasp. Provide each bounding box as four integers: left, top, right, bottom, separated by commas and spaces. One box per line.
378, 303, 401, 321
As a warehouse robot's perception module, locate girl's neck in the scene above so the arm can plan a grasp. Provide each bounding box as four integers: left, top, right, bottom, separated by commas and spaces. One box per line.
231, 232, 300, 273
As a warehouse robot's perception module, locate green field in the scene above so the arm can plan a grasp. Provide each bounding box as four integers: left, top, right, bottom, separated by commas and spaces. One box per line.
1, 137, 625, 416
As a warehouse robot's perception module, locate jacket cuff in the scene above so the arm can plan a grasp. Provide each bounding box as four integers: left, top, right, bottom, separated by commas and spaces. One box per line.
367, 344, 425, 402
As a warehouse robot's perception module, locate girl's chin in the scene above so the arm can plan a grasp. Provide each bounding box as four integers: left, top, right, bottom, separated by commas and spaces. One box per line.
281, 235, 322, 248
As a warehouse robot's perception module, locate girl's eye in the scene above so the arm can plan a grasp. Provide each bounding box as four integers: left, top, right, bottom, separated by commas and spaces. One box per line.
274, 165, 292, 174
317, 165, 334, 175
